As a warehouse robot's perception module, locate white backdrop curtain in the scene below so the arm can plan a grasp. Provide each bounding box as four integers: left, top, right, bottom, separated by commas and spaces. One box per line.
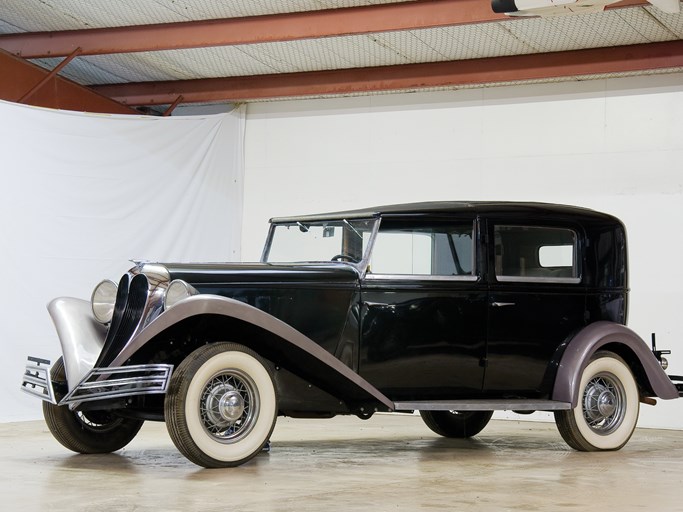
0, 100, 245, 421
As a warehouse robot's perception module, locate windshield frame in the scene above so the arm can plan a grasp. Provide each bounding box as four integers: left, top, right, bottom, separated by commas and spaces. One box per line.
261, 216, 380, 273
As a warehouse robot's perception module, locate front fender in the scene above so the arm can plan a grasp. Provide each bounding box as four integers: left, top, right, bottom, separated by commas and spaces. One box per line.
110, 294, 394, 413
47, 297, 107, 391
552, 321, 679, 407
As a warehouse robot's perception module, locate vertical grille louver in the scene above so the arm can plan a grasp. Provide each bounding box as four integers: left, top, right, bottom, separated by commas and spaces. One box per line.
94, 273, 149, 368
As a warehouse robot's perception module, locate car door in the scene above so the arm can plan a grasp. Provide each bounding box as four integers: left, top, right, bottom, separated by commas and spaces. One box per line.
484, 218, 588, 397
358, 216, 487, 401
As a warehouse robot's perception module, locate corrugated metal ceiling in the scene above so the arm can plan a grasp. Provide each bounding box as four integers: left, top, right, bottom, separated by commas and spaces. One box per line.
0, 0, 682, 108
0, 0, 404, 29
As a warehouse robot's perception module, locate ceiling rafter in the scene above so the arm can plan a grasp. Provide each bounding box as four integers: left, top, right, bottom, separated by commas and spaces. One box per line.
0, 0, 648, 59
91, 40, 683, 105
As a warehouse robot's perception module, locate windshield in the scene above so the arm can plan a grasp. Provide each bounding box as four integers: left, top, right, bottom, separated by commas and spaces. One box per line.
263, 218, 378, 267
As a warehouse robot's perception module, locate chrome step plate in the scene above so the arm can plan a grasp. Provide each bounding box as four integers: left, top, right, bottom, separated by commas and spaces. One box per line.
393, 399, 572, 412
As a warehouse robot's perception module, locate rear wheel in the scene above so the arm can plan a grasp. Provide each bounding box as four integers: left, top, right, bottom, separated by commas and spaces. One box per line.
554, 351, 639, 451
165, 343, 277, 468
42, 358, 144, 453
420, 410, 493, 438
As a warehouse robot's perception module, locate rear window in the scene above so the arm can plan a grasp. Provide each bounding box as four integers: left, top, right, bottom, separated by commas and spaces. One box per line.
494, 225, 580, 283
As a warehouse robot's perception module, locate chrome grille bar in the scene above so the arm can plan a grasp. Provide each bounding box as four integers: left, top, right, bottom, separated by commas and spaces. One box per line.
60, 364, 173, 405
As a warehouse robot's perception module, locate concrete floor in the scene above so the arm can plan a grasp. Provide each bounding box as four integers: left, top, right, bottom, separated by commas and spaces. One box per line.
1, 415, 682, 512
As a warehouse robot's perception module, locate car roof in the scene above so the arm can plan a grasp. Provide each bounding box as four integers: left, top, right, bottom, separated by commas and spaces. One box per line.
270, 201, 618, 224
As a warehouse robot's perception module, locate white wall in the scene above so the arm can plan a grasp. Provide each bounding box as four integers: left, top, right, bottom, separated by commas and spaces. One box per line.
243, 73, 683, 429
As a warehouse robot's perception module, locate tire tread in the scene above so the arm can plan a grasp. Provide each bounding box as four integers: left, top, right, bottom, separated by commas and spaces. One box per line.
42, 358, 143, 454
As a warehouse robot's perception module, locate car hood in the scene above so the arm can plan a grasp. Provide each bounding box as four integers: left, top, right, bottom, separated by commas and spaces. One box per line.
162, 262, 361, 287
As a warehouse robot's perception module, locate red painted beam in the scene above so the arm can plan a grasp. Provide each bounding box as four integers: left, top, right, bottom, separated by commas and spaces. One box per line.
0, 0, 506, 58
91, 40, 683, 105
18, 47, 81, 102
0, 49, 136, 114
0, 0, 647, 59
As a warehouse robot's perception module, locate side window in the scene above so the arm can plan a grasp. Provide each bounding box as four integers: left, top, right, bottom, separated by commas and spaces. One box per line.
369, 223, 474, 278
494, 225, 580, 283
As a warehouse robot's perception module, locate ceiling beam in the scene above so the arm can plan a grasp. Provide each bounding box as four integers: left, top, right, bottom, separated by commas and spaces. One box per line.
91, 40, 683, 105
0, 48, 135, 114
18, 47, 81, 102
0, 0, 647, 59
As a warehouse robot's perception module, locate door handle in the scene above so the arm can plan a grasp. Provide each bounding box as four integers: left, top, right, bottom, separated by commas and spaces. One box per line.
491, 302, 515, 307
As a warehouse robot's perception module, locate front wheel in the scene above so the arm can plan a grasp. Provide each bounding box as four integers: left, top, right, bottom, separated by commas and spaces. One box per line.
165, 343, 278, 468
554, 351, 640, 451
42, 358, 144, 453
420, 410, 493, 438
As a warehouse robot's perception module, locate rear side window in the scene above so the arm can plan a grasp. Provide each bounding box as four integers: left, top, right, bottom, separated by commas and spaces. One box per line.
494, 225, 580, 283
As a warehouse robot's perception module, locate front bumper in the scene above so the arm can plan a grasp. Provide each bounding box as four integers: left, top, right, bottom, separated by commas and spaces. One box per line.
20, 356, 173, 406
20, 357, 55, 403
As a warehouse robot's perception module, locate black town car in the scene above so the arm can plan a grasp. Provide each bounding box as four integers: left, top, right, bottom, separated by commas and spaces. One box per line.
21, 202, 683, 468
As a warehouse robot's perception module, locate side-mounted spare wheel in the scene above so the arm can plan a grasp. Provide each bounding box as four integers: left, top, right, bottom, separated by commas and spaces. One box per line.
555, 351, 640, 451
165, 342, 278, 468
43, 358, 144, 453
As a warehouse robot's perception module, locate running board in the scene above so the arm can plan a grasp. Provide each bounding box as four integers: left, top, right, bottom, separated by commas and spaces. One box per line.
393, 400, 572, 412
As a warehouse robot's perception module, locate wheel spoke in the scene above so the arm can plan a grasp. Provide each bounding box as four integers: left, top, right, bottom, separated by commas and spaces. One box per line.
199, 368, 260, 443
581, 372, 625, 435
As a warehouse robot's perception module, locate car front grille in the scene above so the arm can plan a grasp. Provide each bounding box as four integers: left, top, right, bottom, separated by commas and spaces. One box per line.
94, 273, 149, 368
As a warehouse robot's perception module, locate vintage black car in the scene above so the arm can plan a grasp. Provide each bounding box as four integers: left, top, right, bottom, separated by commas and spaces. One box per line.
21, 202, 683, 468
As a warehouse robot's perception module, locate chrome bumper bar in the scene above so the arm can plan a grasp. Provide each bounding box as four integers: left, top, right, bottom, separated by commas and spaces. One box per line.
21, 357, 173, 406
20, 357, 56, 403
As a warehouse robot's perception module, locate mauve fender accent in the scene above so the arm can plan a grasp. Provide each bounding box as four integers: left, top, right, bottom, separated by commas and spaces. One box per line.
108, 294, 394, 412
552, 321, 679, 407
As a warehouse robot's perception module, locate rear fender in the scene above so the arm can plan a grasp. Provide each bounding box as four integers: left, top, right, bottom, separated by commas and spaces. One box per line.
552, 321, 679, 407
110, 294, 394, 414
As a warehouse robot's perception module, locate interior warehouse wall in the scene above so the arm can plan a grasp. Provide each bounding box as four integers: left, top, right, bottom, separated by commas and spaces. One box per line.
1, 101, 246, 422
242, 73, 683, 430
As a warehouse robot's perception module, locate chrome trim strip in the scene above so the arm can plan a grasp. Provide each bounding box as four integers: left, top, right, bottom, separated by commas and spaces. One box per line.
20, 357, 56, 404
359, 217, 380, 277
59, 364, 173, 405
496, 276, 581, 284
364, 273, 478, 282
393, 400, 572, 411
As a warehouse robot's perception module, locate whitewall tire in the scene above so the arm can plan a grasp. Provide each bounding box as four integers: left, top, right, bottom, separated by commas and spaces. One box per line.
165, 343, 277, 468
555, 351, 640, 451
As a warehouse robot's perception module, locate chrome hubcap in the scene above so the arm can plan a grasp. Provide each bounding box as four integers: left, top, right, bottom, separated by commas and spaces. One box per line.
218, 390, 245, 422
582, 373, 625, 435
200, 370, 259, 443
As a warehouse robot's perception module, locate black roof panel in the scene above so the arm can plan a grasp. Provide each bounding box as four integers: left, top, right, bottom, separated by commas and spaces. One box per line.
270, 201, 617, 223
